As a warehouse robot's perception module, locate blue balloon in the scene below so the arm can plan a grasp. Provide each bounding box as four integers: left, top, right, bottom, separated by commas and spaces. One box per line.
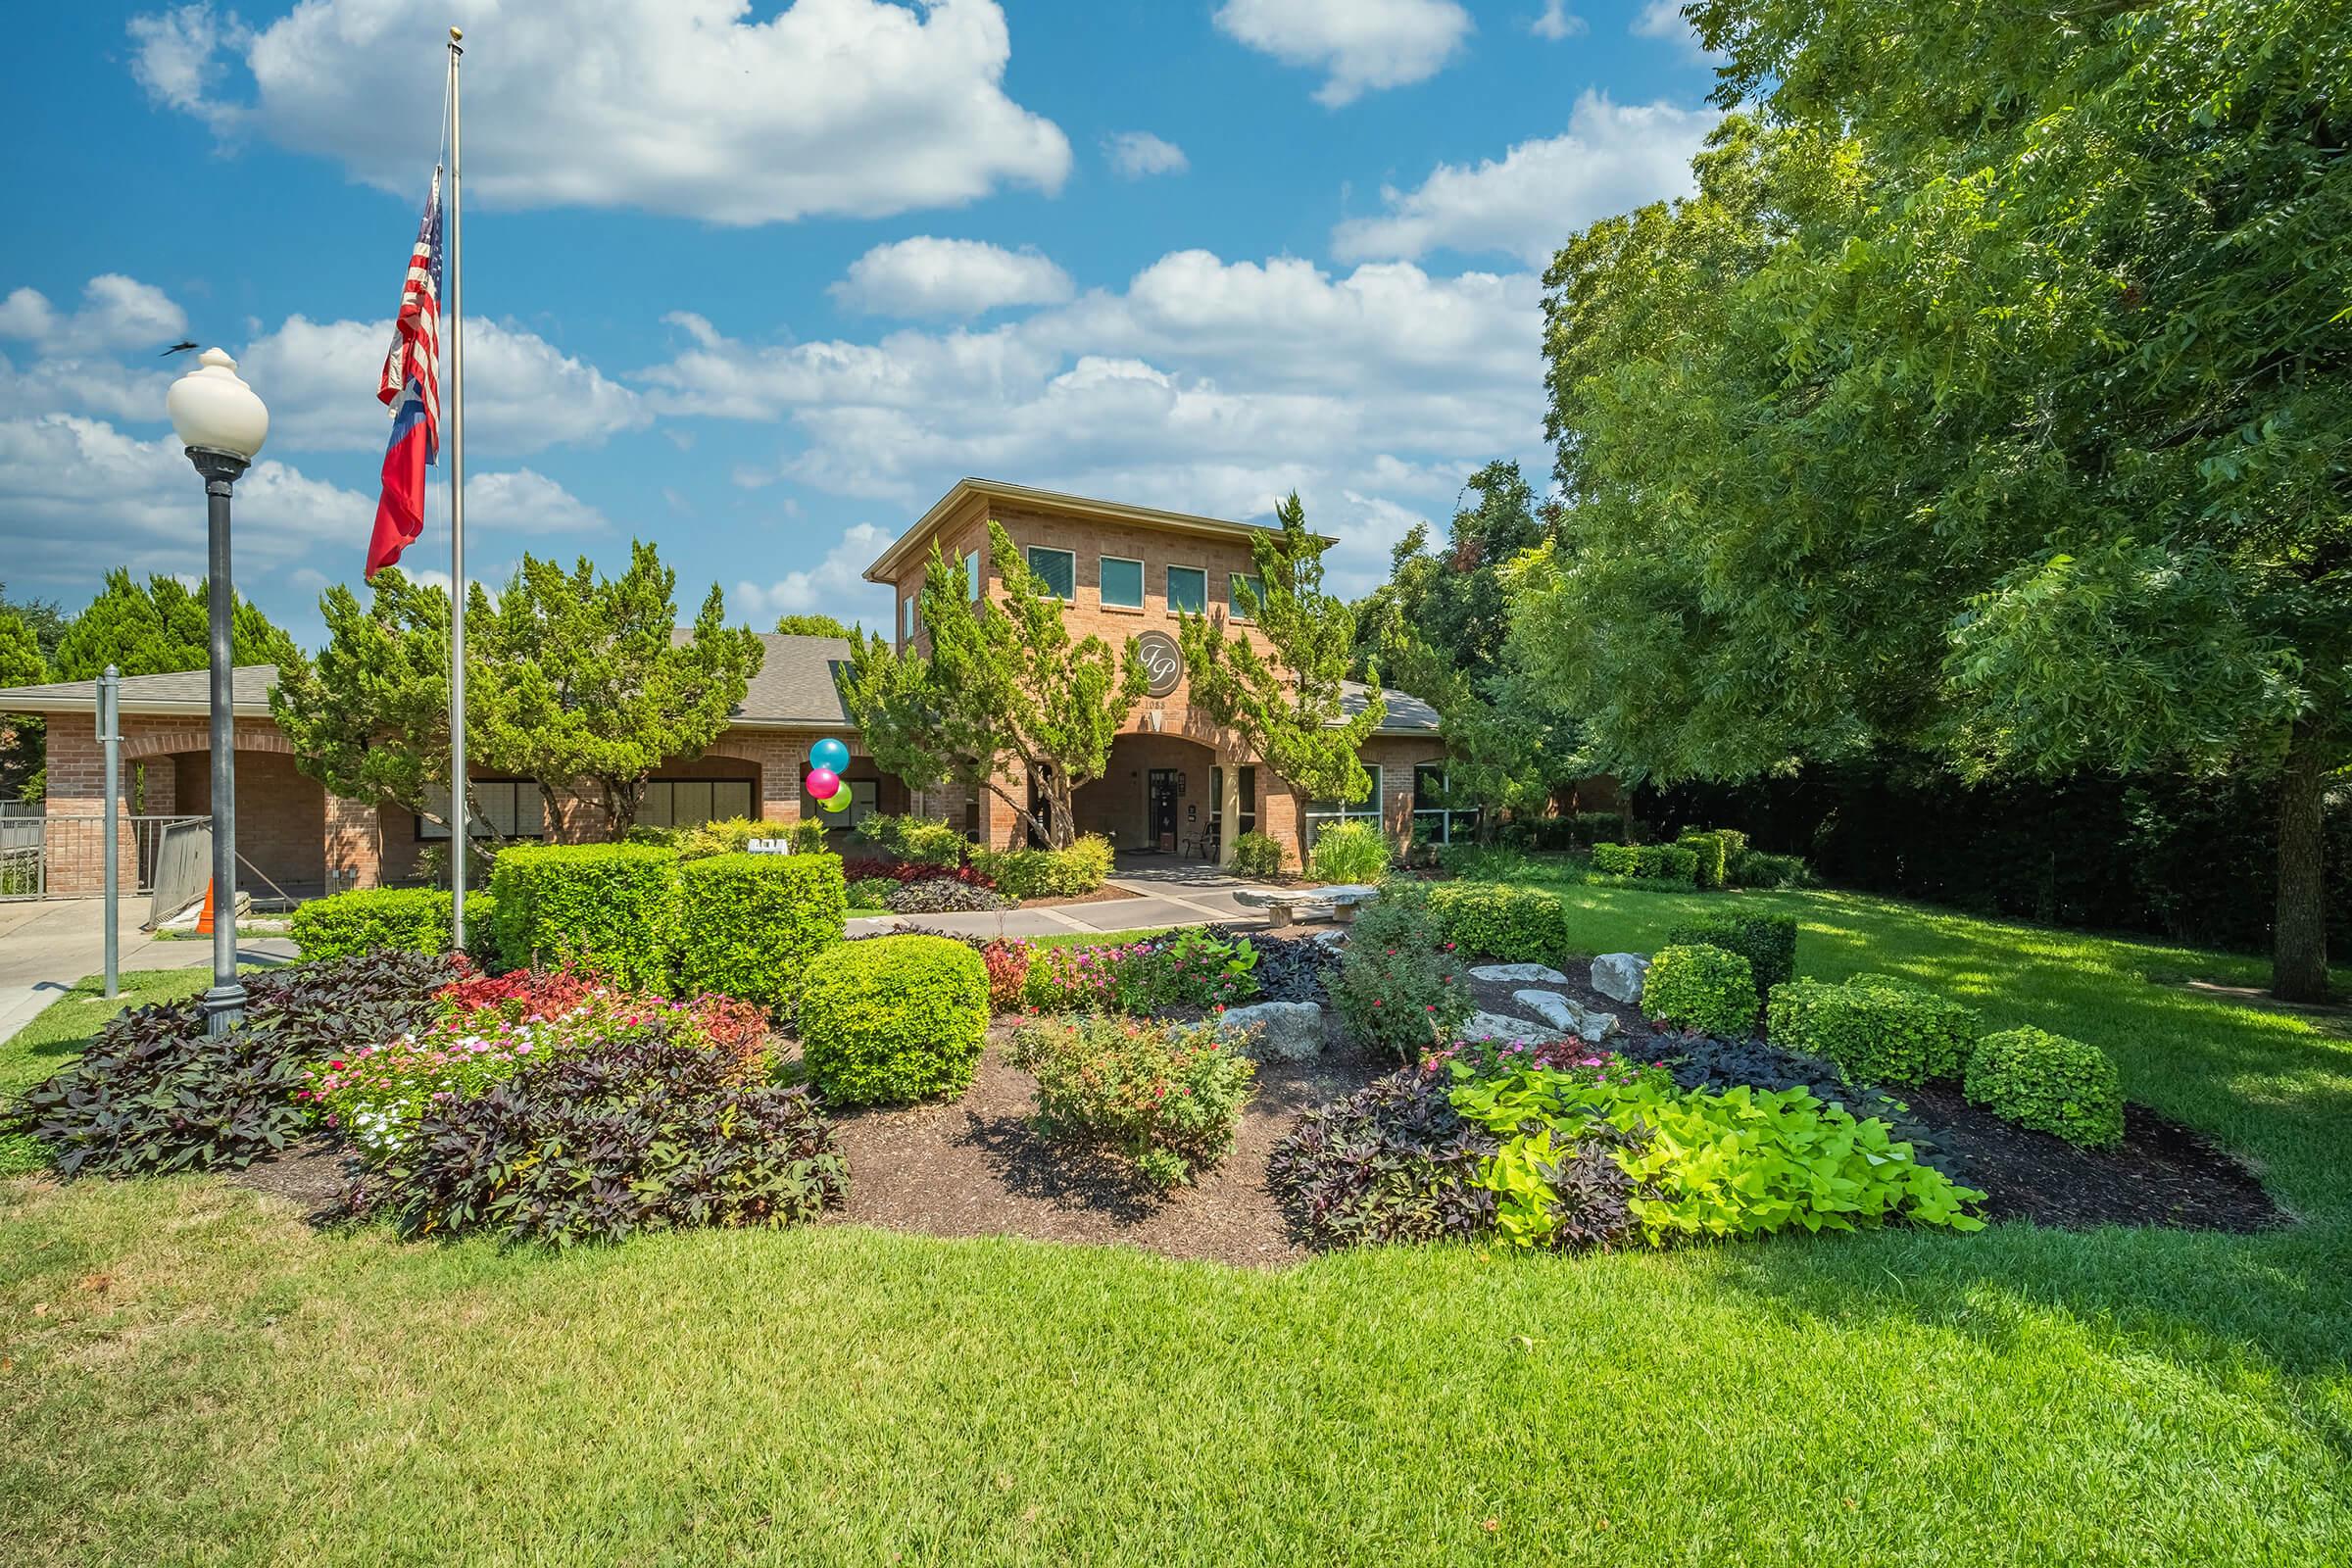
809, 737, 851, 773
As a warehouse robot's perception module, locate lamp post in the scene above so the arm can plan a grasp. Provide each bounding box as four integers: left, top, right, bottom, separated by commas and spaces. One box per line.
166, 349, 270, 1035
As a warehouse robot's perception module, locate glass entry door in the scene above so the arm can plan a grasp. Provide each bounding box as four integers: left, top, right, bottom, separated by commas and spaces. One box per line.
1147, 769, 1182, 851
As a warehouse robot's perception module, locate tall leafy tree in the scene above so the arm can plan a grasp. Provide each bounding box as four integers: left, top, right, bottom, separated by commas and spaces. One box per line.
1523, 1, 2352, 997
52, 568, 299, 681
271, 571, 476, 849
1180, 493, 1383, 841
772, 613, 858, 638
471, 544, 764, 837
0, 603, 48, 801
844, 521, 1146, 850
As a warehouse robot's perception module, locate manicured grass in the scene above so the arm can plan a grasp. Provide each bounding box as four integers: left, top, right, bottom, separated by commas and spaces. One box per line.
2, 892, 2350, 1564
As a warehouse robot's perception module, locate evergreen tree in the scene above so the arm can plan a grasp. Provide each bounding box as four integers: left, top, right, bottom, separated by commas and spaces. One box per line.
51, 568, 299, 682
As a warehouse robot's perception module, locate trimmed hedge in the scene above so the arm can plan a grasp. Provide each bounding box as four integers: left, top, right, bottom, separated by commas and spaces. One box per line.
290, 887, 499, 963
489, 843, 679, 991
798, 934, 989, 1106
1678, 830, 1731, 890
1590, 842, 1700, 886
1733, 849, 1813, 889
1666, 911, 1798, 996
1767, 975, 1982, 1086
674, 852, 847, 1012
856, 813, 968, 868
1642, 944, 1759, 1037
970, 834, 1114, 899
1965, 1026, 2125, 1148
1429, 881, 1568, 964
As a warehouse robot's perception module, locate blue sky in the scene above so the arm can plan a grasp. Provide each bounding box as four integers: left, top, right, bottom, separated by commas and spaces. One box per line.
2, 0, 1722, 646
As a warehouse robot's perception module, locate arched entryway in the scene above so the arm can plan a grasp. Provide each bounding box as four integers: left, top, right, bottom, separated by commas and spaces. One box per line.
1071, 734, 1251, 859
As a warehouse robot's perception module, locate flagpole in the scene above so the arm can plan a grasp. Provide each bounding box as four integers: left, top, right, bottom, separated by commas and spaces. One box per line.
446, 25, 468, 950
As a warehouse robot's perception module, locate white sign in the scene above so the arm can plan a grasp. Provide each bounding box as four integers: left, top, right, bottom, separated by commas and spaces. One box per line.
748, 838, 792, 855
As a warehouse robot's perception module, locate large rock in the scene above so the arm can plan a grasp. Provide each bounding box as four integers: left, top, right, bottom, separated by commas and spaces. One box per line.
1216, 1001, 1326, 1061
1455, 1010, 1568, 1046
1512, 989, 1621, 1043
1468, 962, 1569, 986
1591, 953, 1650, 1005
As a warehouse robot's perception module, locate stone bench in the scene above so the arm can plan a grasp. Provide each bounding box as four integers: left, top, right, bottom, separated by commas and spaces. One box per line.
1233, 882, 1382, 926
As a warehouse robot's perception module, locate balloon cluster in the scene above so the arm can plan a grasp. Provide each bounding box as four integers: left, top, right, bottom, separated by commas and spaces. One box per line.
804, 736, 853, 814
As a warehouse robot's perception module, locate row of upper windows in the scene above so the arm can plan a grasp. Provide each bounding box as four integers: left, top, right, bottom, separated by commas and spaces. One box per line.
902, 543, 1265, 640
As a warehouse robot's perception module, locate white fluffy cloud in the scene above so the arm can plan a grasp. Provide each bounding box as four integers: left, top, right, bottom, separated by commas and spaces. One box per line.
234, 315, 647, 456
1102, 131, 1189, 179
1212, 0, 1472, 107
732, 522, 890, 625
1530, 2, 1585, 40
642, 249, 1545, 594
1331, 91, 1718, 265
829, 238, 1074, 318
127, 0, 1071, 224
0, 275, 186, 356
1632, 0, 1722, 58
464, 468, 611, 539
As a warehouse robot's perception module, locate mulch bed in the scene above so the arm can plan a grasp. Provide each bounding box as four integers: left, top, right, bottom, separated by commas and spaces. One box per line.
818, 1031, 1393, 1269
225, 1137, 362, 1225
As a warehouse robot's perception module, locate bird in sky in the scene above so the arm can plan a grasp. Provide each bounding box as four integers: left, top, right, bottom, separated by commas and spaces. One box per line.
160, 341, 198, 356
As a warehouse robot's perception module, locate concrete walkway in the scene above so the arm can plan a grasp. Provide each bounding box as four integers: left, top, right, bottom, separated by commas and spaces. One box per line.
0, 899, 298, 1044
845, 864, 1291, 942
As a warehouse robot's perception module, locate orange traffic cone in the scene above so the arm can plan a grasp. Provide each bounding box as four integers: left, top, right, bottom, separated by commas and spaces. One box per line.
194, 879, 216, 937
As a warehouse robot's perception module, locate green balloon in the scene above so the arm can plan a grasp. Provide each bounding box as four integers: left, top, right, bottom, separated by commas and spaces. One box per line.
820, 790, 853, 812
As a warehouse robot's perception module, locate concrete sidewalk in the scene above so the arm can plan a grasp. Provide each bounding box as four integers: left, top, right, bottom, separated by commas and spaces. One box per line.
845, 870, 1283, 942
0, 899, 298, 1044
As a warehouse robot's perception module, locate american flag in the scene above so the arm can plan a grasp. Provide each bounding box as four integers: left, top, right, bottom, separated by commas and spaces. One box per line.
376, 168, 443, 457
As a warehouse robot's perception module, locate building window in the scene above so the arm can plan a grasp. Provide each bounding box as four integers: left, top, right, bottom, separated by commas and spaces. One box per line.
1305, 764, 1382, 847
1229, 572, 1265, 619
1100, 555, 1145, 609
902, 596, 917, 642
639, 778, 756, 830
964, 550, 981, 599
1167, 564, 1206, 613
1209, 765, 1257, 838
1412, 762, 1480, 847
417, 780, 548, 840
1024, 546, 1076, 601
821, 778, 879, 832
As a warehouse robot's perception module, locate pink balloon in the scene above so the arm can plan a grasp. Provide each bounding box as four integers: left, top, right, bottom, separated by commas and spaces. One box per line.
805, 767, 840, 801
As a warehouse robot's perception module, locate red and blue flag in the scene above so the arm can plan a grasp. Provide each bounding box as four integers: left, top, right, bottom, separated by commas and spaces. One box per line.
367, 170, 443, 579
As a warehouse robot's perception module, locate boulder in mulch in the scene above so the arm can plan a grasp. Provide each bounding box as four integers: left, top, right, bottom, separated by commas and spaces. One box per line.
1468, 962, 1570, 985
1513, 989, 1620, 1042
1592, 953, 1650, 1004
1218, 1001, 1327, 1061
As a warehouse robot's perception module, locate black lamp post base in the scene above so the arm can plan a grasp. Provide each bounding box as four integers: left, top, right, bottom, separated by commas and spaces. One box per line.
201, 983, 248, 1035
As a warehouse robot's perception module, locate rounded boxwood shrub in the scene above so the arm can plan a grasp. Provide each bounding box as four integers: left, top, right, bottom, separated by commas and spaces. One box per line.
1309, 820, 1393, 883
1767, 976, 1981, 1086
1666, 910, 1798, 997
1642, 944, 1759, 1036
798, 934, 989, 1106
489, 843, 679, 990
1429, 882, 1568, 964
673, 851, 846, 1013
1964, 1026, 2125, 1149
1228, 830, 1286, 878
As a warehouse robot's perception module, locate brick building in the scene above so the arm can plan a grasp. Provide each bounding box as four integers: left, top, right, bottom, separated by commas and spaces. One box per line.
0, 479, 1456, 898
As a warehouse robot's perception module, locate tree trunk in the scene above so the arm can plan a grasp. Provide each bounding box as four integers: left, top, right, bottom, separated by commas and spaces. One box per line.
2272, 721, 2330, 1002
1043, 771, 1076, 850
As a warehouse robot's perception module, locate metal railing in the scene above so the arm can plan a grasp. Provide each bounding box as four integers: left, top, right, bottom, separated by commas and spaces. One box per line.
0, 813, 210, 900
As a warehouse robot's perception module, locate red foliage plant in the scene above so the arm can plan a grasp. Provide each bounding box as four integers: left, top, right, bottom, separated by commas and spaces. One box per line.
979, 939, 1031, 1014
436, 957, 611, 1019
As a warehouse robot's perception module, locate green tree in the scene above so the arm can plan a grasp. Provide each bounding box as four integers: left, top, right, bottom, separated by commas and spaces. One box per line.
772, 613, 858, 638
52, 568, 299, 681
1180, 493, 1383, 851
844, 521, 1146, 850
1524, 2, 2352, 997
472, 543, 764, 837
0, 603, 47, 801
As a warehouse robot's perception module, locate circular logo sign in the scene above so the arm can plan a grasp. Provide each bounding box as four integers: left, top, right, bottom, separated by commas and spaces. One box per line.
1135, 630, 1185, 698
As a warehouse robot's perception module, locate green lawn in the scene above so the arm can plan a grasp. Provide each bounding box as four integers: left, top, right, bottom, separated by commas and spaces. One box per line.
2, 889, 2349, 1565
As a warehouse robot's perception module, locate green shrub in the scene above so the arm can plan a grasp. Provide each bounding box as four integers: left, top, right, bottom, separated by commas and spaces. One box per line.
970, 833, 1113, 899
1964, 1026, 2125, 1148
846, 876, 896, 909
488, 843, 679, 991
1642, 944, 1759, 1036
1767, 976, 1982, 1086
1006, 1015, 1256, 1188
1428, 881, 1569, 964
1590, 842, 1700, 886
1666, 911, 1798, 996
798, 935, 988, 1106
1732, 849, 1813, 889
1332, 900, 1471, 1060
293, 887, 461, 962
1677, 831, 1731, 890
673, 852, 846, 1013
1573, 810, 1626, 845
1310, 820, 1394, 883
1228, 830, 1286, 877
856, 813, 967, 867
